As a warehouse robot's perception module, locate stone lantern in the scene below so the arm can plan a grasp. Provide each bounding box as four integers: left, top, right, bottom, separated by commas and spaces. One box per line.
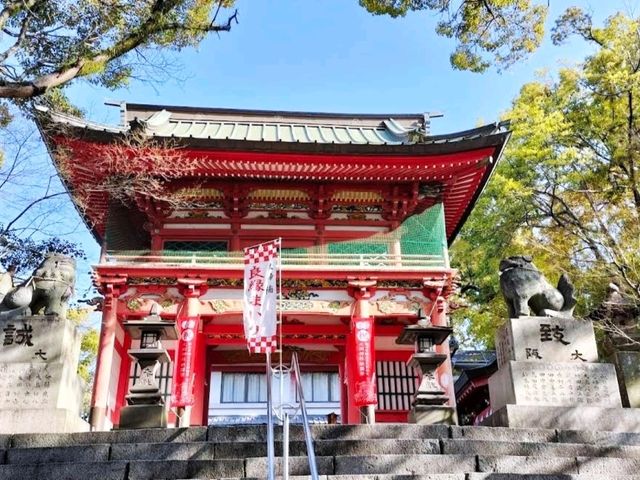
396, 309, 456, 424
119, 304, 177, 429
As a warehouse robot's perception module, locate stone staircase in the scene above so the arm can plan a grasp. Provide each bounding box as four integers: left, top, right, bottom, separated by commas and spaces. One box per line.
1, 424, 640, 479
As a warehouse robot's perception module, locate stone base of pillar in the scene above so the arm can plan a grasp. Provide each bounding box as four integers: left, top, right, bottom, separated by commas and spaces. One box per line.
408, 405, 457, 425
118, 404, 167, 429
360, 405, 376, 424
89, 406, 107, 431
176, 405, 192, 427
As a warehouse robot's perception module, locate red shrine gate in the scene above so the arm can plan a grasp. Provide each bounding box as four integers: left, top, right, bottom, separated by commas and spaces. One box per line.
37, 103, 509, 430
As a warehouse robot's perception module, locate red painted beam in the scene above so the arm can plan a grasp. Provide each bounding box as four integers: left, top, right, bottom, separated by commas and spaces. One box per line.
203, 324, 349, 336
94, 264, 454, 282
205, 336, 346, 346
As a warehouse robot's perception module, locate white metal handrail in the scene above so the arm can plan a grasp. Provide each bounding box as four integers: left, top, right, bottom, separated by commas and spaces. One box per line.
288, 351, 319, 480
266, 352, 275, 480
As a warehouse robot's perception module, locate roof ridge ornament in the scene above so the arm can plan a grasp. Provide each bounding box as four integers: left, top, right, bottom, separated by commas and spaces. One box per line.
383, 118, 410, 136
142, 109, 173, 132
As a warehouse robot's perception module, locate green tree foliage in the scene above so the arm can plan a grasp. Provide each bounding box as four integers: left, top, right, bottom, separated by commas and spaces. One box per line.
0, 0, 237, 109
67, 307, 99, 416
67, 307, 99, 383
0, 1, 237, 266
451, 11, 640, 346
0, 230, 86, 276
359, 0, 547, 72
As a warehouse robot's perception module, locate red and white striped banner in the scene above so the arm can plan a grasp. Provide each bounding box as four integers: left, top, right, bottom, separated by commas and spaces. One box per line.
243, 239, 280, 354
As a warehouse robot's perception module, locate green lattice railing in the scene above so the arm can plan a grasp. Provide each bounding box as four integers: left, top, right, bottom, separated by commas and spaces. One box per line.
105, 204, 448, 270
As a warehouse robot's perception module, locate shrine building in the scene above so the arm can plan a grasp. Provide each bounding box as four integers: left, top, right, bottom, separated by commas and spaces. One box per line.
37, 103, 510, 430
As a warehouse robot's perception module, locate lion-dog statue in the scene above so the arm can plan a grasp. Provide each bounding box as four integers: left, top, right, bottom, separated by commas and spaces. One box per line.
499, 255, 577, 318
0, 253, 76, 319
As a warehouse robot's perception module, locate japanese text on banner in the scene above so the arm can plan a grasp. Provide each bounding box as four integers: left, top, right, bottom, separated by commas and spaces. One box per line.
243, 239, 279, 354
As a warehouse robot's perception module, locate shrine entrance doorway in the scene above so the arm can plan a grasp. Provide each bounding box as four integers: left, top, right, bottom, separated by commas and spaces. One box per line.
206, 355, 341, 425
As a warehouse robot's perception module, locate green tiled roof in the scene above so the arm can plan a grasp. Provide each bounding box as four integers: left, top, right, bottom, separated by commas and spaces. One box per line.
39, 103, 442, 146
142, 112, 412, 145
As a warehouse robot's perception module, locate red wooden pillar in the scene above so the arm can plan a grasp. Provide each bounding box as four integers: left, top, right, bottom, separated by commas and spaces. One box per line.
90, 279, 127, 431
346, 280, 377, 425
230, 225, 241, 251
113, 332, 132, 426
337, 356, 348, 423
150, 233, 163, 252
191, 329, 208, 425
173, 279, 206, 427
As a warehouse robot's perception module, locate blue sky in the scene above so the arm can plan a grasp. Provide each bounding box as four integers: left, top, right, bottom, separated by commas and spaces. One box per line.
70, 0, 636, 131
3, 0, 637, 299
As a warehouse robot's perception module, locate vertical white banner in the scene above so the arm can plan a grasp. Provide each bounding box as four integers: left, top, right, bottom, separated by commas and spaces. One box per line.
243, 239, 279, 354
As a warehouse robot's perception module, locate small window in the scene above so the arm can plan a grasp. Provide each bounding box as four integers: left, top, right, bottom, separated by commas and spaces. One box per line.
300, 372, 340, 402
376, 361, 417, 411
221, 373, 267, 403
220, 371, 339, 404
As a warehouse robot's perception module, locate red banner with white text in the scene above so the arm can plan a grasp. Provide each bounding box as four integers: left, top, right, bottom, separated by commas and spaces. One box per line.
243, 239, 279, 354
171, 315, 198, 407
347, 316, 377, 407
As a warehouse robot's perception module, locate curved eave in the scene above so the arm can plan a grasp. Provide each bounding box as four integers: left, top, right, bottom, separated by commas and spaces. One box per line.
37, 117, 510, 246
447, 129, 511, 245
35, 115, 106, 243
39, 119, 508, 156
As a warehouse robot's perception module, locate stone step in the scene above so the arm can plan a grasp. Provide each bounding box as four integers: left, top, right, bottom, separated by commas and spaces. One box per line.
5, 443, 111, 464
558, 430, 640, 446
332, 454, 474, 475
477, 455, 640, 475
451, 426, 558, 443
0, 439, 439, 465
110, 438, 441, 461
0, 461, 129, 480
442, 439, 640, 458
207, 424, 450, 442
7, 424, 449, 448
214, 476, 640, 480
0, 457, 331, 480
9, 425, 640, 450
452, 426, 640, 447
468, 476, 640, 480
1, 455, 639, 479
3, 424, 640, 479
9, 438, 640, 465
10, 426, 208, 448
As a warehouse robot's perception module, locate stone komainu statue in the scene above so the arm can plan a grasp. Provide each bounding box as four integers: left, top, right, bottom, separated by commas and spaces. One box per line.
0, 253, 76, 319
499, 255, 577, 318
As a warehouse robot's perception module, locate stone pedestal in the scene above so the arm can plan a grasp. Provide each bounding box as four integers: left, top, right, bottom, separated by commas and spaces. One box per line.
119, 404, 167, 429
485, 316, 632, 431
489, 360, 621, 411
408, 405, 457, 425
0, 315, 88, 433
484, 404, 640, 432
496, 316, 598, 366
